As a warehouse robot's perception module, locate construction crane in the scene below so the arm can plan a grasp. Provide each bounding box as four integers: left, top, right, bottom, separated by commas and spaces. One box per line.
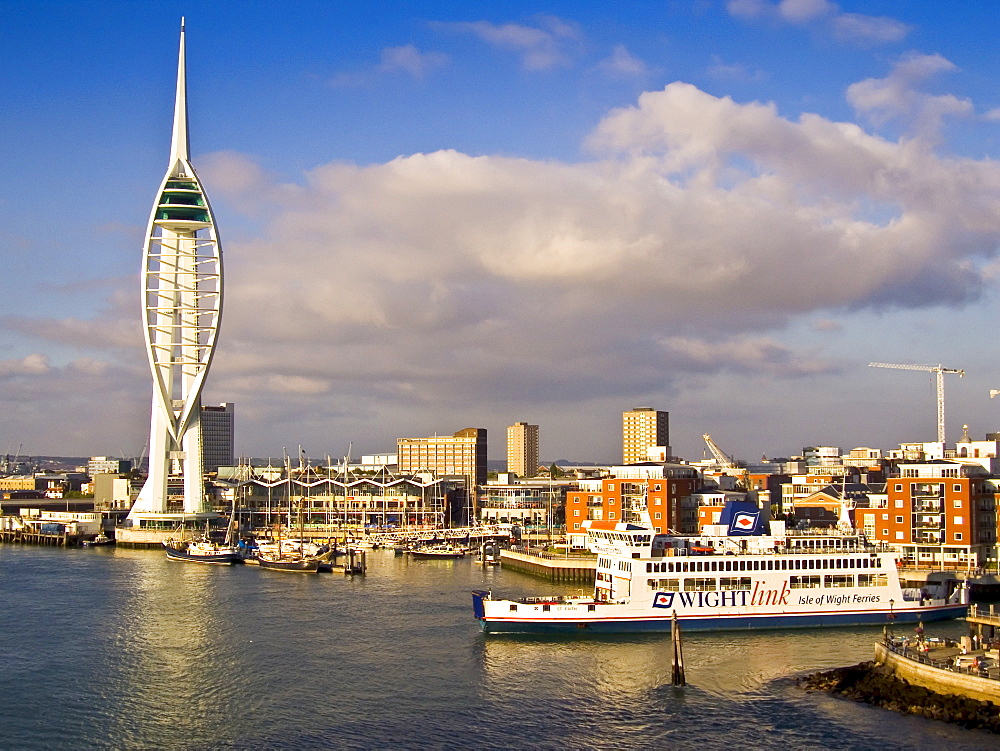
868, 362, 964, 444
703, 434, 738, 470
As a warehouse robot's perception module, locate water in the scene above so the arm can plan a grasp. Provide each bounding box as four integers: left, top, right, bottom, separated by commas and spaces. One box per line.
0, 544, 995, 750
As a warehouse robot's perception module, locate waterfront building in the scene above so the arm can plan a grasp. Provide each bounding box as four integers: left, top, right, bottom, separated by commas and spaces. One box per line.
397, 428, 487, 487
854, 459, 997, 569
622, 407, 669, 465
478, 473, 571, 530
564, 463, 699, 536
233, 465, 457, 529
93, 474, 134, 512
128, 22, 224, 525
506, 422, 538, 478
87, 456, 133, 477
200, 403, 235, 472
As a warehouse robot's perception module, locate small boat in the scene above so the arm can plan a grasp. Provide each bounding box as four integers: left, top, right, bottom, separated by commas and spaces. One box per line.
409, 545, 466, 559
256, 549, 320, 573
82, 533, 115, 547
163, 538, 242, 565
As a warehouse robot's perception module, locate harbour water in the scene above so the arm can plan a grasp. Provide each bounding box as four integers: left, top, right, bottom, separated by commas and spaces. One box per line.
1, 544, 995, 750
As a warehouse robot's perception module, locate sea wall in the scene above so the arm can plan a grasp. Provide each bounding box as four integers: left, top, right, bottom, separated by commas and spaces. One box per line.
800, 661, 1000, 733
875, 642, 1000, 704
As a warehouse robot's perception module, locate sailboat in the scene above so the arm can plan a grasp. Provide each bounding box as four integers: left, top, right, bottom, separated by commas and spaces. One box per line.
257, 457, 319, 573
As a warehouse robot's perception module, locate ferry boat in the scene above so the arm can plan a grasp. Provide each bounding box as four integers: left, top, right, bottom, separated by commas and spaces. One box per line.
472, 502, 969, 634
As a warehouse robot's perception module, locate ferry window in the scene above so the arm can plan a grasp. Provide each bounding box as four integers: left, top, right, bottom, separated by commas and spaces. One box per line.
824, 575, 853, 588
510, 604, 518, 612
767, 561, 774, 570
658, 579, 680, 591
719, 577, 752, 591
857, 574, 874, 587
542, 604, 550, 612
588, 604, 596, 612
684, 578, 716, 591
873, 574, 889, 586
790, 575, 821, 589
646, 563, 653, 573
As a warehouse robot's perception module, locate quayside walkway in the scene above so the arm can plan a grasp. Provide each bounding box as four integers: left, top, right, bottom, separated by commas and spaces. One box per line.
877, 619, 1000, 703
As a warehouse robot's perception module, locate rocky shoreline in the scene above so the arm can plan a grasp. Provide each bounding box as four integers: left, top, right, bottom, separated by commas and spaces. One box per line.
799, 661, 1000, 733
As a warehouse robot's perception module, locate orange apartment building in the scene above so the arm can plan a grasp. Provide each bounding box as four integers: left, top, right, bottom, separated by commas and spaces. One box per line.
854, 460, 997, 569
565, 465, 700, 535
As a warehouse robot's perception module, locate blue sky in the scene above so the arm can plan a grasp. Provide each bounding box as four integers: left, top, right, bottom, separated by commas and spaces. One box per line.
3, 0, 1000, 465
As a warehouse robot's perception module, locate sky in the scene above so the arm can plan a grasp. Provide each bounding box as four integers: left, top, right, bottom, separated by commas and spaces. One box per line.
3, 0, 1000, 466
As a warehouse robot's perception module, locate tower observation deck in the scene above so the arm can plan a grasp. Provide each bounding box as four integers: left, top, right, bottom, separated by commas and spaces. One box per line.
127, 20, 224, 524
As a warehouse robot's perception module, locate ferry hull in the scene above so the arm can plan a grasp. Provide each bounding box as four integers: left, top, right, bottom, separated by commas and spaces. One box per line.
476, 604, 966, 634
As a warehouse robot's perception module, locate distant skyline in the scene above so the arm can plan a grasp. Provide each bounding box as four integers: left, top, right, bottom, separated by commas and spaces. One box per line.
3, 1, 1000, 464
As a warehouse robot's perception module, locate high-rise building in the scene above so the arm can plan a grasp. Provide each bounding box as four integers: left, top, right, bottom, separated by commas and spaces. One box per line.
622, 407, 669, 464
129, 21, 223, 523
507, 422, 539, 477
397, 428, 487, 486
201, 403, 235, 472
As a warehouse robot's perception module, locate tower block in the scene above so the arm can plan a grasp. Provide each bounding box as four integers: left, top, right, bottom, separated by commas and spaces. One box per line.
129, 21, 223, 522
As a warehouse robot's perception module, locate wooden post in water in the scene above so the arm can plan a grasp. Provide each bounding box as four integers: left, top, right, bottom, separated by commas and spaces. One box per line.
671, 610, 685, 686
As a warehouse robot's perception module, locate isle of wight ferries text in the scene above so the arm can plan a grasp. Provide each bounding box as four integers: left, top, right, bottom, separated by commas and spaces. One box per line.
652, 581, 883, 609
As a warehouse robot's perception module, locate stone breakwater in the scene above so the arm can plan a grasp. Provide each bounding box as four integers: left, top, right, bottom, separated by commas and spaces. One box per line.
799, 662, 1000, 734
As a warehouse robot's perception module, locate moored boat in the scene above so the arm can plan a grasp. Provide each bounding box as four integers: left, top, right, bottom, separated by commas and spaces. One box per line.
473, 502, 969, 634
256, 550, 320, 573
410, 545, 466, 559
163, 538, 242, 565
82, 533, 115, 547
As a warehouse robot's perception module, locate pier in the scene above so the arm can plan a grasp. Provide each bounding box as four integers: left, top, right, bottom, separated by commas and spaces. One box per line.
498, 546, 596, 583
0, 529, 81, 547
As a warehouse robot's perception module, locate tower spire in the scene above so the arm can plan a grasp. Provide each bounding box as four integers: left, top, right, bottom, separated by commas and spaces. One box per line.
169, 17, 189, 164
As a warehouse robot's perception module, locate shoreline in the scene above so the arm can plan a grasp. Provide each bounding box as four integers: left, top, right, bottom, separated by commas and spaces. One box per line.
799, 661, 1000, 734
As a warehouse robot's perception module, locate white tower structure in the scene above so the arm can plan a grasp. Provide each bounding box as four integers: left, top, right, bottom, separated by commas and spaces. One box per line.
128, 20, 223, 523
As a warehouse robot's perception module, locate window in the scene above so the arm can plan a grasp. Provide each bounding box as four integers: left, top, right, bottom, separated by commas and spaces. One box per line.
654, 512, 662, 519
954, 484, 962, 492
608, 512, 616, 520
655, 578, 680, 591
881, 514, 888, 520
790, 575, 821, 589
825, 575, 853, 588
684, 578, 716, 591
953, 516, 963, 525
895, 516, 903, 523
894, 499, 904, 508
573, 509, 580, 517
895, 484, 902, 491
895, 531, 904, 540
953, 500, 962, 508
881, 529, 888, 536
719, 577, 752, 590
955, 533, 963, 541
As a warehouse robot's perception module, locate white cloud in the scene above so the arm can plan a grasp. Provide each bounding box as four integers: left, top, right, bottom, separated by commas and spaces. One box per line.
435, 15, 582, 70
727, 0, 910, 45
847, 53, 973, 140
331, 44, 449, 86
595, 45, 651, 78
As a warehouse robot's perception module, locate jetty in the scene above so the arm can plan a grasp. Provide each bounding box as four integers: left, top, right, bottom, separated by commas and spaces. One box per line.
874, 608, 1000, 703
498, 546, 596, 582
